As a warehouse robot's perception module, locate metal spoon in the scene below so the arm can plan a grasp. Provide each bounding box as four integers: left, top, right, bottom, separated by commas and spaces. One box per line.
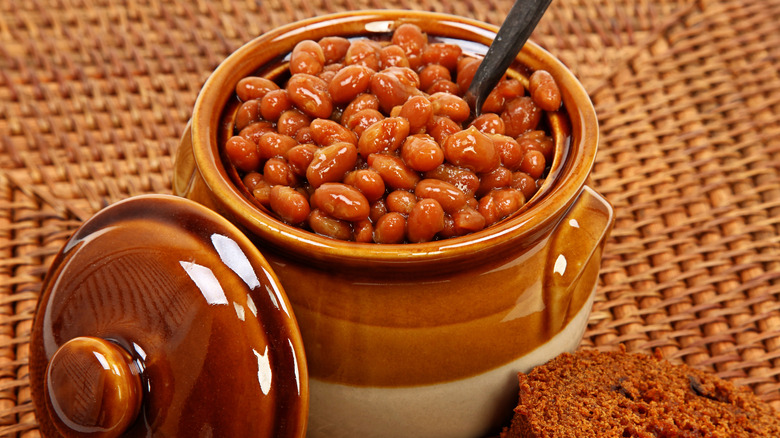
464, 0, 553, 116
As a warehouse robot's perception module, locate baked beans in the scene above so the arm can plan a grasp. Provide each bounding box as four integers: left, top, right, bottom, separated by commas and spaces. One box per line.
224, 24, 563, 243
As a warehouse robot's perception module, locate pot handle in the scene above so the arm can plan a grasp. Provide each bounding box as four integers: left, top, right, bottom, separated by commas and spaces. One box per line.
172, 120, 196, 197
544, 185, 614, 334
172, 121, 223, 213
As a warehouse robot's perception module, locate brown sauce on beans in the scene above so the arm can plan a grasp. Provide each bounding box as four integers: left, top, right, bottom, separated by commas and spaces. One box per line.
223, 25, 564, 243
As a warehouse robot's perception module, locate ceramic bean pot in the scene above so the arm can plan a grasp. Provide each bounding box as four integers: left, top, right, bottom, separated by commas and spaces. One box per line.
173, 10, 614, 438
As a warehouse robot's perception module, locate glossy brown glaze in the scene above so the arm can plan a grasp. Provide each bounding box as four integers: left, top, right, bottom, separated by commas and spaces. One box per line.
30, 195, 308, 438
173, 11, 613, 438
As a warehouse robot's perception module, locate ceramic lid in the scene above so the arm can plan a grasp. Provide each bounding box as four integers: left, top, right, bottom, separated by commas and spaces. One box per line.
28, 195, 308, 438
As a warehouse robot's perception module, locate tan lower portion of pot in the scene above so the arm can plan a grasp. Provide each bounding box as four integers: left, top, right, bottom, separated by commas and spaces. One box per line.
306, 289, 595, 438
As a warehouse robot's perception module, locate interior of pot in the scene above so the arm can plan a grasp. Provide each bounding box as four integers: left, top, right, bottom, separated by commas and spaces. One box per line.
191, 10, 599, 265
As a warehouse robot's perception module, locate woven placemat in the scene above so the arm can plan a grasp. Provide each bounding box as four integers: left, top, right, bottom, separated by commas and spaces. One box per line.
1, 0, 778, 436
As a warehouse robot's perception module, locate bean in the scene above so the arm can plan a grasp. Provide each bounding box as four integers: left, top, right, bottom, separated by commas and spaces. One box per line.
456, 56, 474, 72
427, 116, 461, 145
358, 117, 410, 157
511, 171, 538, 200
286, 73, 333, 119
343, 169, 386, 201
258, 89, 291, 122
443, 126, 500, 173
353, 219, 374, 243
310, 118, 358, 146
345, 39, 380, 71
252, 179, 273, 206
452, 207, 486, 235
380, 45, 410, 68
406, 53, 423, 71
371, 67, 420, 113
367, 153, 421, 190
295, 127, 313, 144
225, 135, 260, 172
469, 113, 505, 135
455, 57, 480, 92
264, 157, 298, 186
311, 182, 370, 221
401, 134, 444, 172
319, 37, 351, 64
373, 212, 407, 244
483, 78, 524, 113
277, 110, 311, 137
529, 70, 561, 111
270, 185, 310, 224
290, 40, 325, 76
341, 94, 380, 125
391, 23, 427, 57
478, 188, 525, 226
287, 144, 318, 176
345, 108, 384, 137
430, 92, 470, 123
319, 65, 339, 85
369, 199, 388, 223
323, 62, 344, 73
477, 193, 500, 226
501, 96, 542, 137
386, 190, 417, 215
421, 43, 461, 71
419, 64, 452, 91
517, 130, 554, 161
493, 188, 526, 219
414, 179, 468, 214
308, 209, 353, 240
328, 65, 374, 104
236, 77, 279, 102
476, 166, 512, 196
407, 199, 445, 243
423, 164, 480, 197
482, 88, 506, 114
242, 172, 264, 191
492, 134, 525, 171
398, 95, 433, 133
426, 79, 460, 95
498, 78, 525, 100
239, 121, 275, 145
258, 132, 297, 159
519, 150, 546, 179
306, 142, 358, 187
235, 99, 262, 131
438, 215, 457, 239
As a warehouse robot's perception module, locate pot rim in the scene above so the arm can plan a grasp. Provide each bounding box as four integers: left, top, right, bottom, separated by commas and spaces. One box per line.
190, 10, 599, 265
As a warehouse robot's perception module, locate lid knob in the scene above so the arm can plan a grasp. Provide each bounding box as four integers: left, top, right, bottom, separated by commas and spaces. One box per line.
44, 336, 142, 438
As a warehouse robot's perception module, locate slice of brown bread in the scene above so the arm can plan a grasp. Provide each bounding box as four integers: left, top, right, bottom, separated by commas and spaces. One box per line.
501, 348, 780, 438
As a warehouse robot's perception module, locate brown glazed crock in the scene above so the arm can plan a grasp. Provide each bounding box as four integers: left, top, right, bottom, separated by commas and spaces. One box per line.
29, 195, 309, 437
173, 10, 614, 438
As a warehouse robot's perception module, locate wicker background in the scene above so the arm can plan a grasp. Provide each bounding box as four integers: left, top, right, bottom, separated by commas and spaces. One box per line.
1, 0, 779, 435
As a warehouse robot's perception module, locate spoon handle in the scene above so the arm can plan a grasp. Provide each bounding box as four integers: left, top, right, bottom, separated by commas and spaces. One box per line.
465, 0, 553, 116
